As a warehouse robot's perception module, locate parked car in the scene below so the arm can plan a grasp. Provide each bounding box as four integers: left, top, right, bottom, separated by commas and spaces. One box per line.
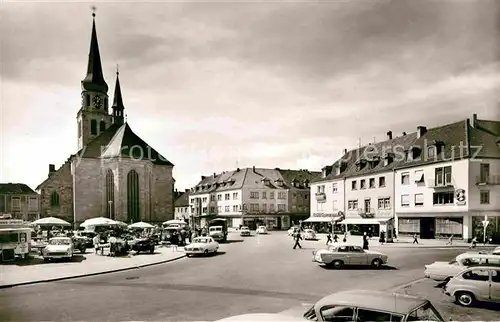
444, 266, 500, 307
130, 237, 155, 254
493, 246, 500, 255
303, 229, 316, 240
256, 226, 268, 234
42, 237, 74, 262
240, 226, 251, 237
216, 290, 445, 321
424, 253, 500, 281
185, 236, 219, 257
313, 244, 388, 269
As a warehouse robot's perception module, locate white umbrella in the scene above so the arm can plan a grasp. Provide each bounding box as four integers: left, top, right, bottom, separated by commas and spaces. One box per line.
163, 219, 186, 225
128, 221, 154, 229
32, 217, 71, 226
80, 217, 117, 228
114, 221, 128, 227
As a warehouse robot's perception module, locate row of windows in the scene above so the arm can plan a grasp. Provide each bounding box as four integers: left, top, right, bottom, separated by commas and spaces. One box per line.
351, 177, 386, 190
191, 191, 289, 204
250, 191, 287, 200
2, 196, 39, 211
346, 198, 391, 211
195, 203, 288, 214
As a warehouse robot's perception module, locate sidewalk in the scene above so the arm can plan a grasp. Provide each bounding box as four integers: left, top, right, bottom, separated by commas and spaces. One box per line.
0, 246, 186, 288
315, 233, 498, 248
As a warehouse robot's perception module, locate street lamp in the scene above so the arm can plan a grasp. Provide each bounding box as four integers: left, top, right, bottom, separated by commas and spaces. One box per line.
482, 215, 489, 244
108, 200, 113, 220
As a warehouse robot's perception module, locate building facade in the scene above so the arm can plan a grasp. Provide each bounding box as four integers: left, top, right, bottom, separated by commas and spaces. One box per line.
394, 115, 500, 241
174, 190, 190, 221
36, 13, 175, 226
189, 167, 320, 229
0, 184, 40, 222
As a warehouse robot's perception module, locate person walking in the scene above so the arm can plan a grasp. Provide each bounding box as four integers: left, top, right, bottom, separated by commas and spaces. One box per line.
446, 235, 453, 246
362, 232, 369, 250
93, 233, 100, 254
343, 232, 347, 243
333, 234, 339, 243
293, 231, 303, 249
326, 233, 333, 245
379, 231, 386, 245
469, 236, 478, 249
413, 233, 419, 244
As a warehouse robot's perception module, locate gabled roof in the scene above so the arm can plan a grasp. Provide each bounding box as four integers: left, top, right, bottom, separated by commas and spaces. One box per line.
278, 169, 321, 189
0, 183, 37, 195
476, 119, 500, 136
191, 169, 248, 195
100, 123, 174, 166
76, 123, 122, 159
174, 191, 190, 207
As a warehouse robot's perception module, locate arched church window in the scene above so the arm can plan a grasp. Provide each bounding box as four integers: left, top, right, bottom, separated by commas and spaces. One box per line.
100, 121, 106, 132
104, 97, 108, 111
90, 119, 97, 135
127, 170, 140, 223
51, 191, 60, 207
106, 169, 115, 219
85, 94, 90, 107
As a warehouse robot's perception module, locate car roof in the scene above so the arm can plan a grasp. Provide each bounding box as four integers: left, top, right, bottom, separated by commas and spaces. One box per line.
457, 253, 500, 260
314, 290, 429, 315
460, 266, 500, 272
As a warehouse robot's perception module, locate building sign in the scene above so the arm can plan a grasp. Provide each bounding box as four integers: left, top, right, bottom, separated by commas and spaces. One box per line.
0, 219, 24, 226
312, 213, 339, 218
455, 189, 466, 205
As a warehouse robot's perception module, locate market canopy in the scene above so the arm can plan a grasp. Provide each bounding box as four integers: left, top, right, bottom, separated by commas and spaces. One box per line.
80, 217, 118, 228
114, 221, 128, 227
303, 216, 343, 223
163, 219, 187, 225
128, 221, 154, 229
32, 217, 71, 226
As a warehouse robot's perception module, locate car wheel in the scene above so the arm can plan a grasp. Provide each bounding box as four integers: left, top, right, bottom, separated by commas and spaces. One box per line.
43, 257, 49, 262
371, 258, 383, 269
204, 249, 209, 256
80, 247, 86, 254
456, 291, 475, 307
332, 260, 344, 269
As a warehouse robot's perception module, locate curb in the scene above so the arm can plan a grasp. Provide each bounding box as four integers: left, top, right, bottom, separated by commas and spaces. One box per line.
0, 253, 186, 289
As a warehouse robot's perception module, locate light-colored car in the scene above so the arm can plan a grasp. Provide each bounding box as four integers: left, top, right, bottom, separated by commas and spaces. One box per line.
42, 237, 74, 261
424, 253, 500, 281
313, 244, 388, 269
444, 266, 500, 307
240, 226, 251, 237
256, 226, 268, 234
303, 229, 316, 240
216, 290, 445, 321
493, 246, 500, 255
185, 236, 219, 257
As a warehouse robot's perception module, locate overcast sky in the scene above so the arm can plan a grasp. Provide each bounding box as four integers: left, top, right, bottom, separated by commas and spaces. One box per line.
1, 0, 500, 191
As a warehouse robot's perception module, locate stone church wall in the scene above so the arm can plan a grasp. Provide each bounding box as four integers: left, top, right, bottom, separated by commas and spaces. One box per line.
38, 161, 74, 223
152, 164, 174, 223
72, 157, 105, 224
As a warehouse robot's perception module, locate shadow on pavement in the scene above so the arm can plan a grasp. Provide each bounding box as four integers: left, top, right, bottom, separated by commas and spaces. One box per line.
186, 251, 226, 258
321, 264, 398, 271
224, 239, 244, 244
473, 301, 500, 312
4, 254, 88, 266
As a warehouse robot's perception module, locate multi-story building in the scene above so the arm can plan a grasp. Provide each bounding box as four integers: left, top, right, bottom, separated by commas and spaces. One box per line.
174, 189, 190, 221
0, 183, 40, 221
188, 167, 320, 229
395, 115, 500, 241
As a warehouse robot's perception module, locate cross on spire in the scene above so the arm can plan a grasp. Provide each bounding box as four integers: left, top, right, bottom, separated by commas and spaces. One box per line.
92, 6, 96, 17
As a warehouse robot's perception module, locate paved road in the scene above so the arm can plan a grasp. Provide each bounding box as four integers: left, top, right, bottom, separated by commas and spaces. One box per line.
0, 232, 477, 321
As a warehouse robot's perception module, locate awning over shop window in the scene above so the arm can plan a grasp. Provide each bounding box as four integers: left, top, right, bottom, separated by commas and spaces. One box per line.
303, 216, 342, 223
340, 217, 393, 225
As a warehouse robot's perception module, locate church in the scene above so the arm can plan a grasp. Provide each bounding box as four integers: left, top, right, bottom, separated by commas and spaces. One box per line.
36, 12, 175, 226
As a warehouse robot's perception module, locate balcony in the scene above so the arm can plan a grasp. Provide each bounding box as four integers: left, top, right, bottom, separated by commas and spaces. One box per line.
427, 178, 454, 189
357, 208, 376, 218
315, 192, 326, 202
476, 175, 500, 185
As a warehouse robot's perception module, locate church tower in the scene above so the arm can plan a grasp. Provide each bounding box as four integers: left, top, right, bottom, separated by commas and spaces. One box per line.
112, 69, 125, 126
77, 10, 112, 150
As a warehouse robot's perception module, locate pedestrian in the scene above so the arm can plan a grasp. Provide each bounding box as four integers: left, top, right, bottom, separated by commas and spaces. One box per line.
446, 235, 453, 246
469, 237, 477, 249
93, 233, 100, 254
379, 231, 385, 245
362, 232, 369, 250
326, 233, 333, 245
393, 227, 398, 242
333, 234, 338, 243
413, 233, 419, 244
343, 232, 347, 243
293, 231, 303, 249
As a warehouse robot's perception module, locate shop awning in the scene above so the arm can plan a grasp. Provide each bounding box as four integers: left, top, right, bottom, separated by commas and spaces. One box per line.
340, 217, 393, 225
303, 216, 342, 223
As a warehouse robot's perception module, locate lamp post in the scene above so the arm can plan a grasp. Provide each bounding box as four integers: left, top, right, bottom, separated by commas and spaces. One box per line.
482, 215, 489, 244
108, 200, 113, 220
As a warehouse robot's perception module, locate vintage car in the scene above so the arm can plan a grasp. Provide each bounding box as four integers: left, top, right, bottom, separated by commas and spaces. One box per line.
444, 266, 500, 307
184, 236, 219, 257
312, 244, 388, 269
130, 237, 155, 254
256, 226, 268, 234
424, 253, 500, 281
216, 290, 445, 321
493, 246, 500, 255
42, 237, 74, 261
303, 229, 316, 240
240, 226, 251, 237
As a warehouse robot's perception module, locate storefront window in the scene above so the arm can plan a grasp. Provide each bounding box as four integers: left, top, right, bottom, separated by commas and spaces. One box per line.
435, 218, 463, 238
398, 218, 420, 236
473, 216, 500, 243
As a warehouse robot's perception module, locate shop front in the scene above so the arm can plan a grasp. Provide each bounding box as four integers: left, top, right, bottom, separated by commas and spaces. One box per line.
303, 212, 344, 233
242, 214, 287, 230
340, 217, 394, 239
0, 219, 31, 262
471, 211, 500, 244
397, 214, 464, 240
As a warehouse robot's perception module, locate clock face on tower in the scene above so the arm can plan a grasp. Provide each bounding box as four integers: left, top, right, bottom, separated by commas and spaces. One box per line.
93, 96, 102, 109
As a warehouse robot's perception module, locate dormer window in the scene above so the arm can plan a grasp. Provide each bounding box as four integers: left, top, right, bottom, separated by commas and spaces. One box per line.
291, 179, 298, 187
356, 159, 366, 171
303, 179, 309, 188
262, 177, 271, 185
275, 179, 284, 186
383, 152, 394, 166
428, 146, 436, 159
411, 147, 421, 160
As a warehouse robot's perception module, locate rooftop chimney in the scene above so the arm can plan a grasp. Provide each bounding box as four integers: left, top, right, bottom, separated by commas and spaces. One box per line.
343, 148, 347, 154
387, 131, 393, 140
252, 166, 256, 172
48, 164, 56, 176
213, 172, 216, 177
417, 126, 427, 138
472, 113, 477, 128
402, 132, 407, 136
185, 189, 190, 193
201, 175, 206, 180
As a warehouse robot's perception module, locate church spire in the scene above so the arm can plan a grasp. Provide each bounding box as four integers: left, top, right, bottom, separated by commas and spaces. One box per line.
112, 66, 125, 125
81, 8, 108, 93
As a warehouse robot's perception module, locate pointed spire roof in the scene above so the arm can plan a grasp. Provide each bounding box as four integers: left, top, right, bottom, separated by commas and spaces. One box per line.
112, 68, 124, 110
81, 10, 108, 93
